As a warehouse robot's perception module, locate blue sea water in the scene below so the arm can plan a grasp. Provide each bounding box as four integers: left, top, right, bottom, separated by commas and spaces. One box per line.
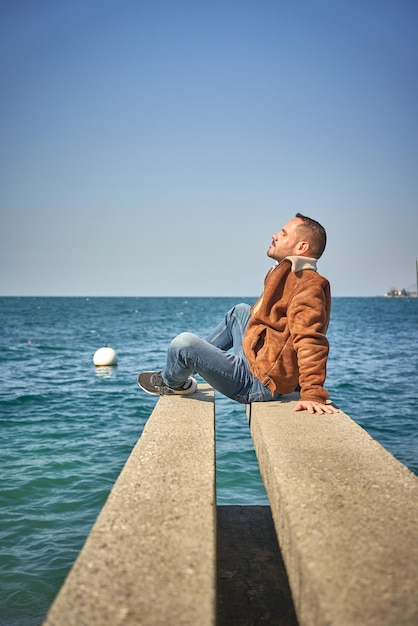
0, 296, 417, 625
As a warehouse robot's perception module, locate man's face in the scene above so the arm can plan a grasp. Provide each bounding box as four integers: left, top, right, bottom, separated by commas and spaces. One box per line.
267, 217, 304, 262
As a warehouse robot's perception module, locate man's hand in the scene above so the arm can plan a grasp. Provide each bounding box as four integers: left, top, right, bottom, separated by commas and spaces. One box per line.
294, 400, 339, 414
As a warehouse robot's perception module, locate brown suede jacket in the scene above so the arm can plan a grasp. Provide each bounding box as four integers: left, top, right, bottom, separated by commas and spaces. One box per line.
242, 256, 331, 403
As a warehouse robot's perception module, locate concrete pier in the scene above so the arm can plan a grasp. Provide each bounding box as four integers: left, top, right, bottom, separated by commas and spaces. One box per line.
43, 386, 418, 626
248, 394, 418, 626
44, 385, 216, 626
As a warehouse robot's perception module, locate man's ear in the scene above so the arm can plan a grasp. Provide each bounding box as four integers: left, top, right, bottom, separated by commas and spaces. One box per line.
295, 240, 310, 255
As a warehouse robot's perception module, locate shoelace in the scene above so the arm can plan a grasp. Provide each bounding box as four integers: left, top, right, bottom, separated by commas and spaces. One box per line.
150, 373, 166, 392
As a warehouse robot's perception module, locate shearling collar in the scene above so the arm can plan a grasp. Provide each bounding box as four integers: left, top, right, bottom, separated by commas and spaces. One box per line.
285, 256, 318, 272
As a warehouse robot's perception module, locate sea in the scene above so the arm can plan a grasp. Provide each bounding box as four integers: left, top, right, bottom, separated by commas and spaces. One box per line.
0, 296, 417, 625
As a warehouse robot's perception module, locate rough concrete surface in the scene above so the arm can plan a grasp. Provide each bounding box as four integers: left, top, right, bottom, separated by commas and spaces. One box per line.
248, 395, 418, 626
43, 385, 216, 626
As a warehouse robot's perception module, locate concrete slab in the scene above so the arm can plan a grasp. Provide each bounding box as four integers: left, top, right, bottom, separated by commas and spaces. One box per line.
247, 395, 418, 626
43, 385, 216, 626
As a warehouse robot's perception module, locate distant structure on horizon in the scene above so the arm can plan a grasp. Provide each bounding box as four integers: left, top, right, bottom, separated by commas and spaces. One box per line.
384, 288, 417, 298
384, 257, 418, 297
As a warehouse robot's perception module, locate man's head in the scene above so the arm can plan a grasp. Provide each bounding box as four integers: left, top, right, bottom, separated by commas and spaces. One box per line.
267, 213, 327, 262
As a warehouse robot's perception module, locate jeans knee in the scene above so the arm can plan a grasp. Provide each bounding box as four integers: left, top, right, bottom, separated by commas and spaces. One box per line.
169, 332, 199, 353
233, 303, 251, 315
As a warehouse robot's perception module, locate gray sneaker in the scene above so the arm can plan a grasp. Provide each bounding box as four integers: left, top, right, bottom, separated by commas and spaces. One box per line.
137, 371, 197, 396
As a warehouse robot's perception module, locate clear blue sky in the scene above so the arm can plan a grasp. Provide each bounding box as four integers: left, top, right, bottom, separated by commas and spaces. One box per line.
1, 0, 417, 297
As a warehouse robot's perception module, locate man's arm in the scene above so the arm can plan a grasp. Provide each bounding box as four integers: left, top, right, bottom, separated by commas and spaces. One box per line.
289, 278, 332, 407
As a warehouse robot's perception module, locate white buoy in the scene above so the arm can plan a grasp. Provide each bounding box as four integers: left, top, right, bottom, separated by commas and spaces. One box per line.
93, 347, 118, 366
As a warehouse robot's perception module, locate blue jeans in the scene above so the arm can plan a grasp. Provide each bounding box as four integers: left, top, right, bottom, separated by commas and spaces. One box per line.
162, 303, 281, 404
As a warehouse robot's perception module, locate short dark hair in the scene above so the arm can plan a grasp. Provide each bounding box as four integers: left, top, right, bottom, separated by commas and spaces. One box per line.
295, 213, 327, 259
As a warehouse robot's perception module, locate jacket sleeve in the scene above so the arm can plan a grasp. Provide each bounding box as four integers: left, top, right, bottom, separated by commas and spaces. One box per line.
287, 279, 330, 403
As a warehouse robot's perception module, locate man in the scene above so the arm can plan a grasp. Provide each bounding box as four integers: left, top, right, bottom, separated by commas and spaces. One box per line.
138, 213, 337, 414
